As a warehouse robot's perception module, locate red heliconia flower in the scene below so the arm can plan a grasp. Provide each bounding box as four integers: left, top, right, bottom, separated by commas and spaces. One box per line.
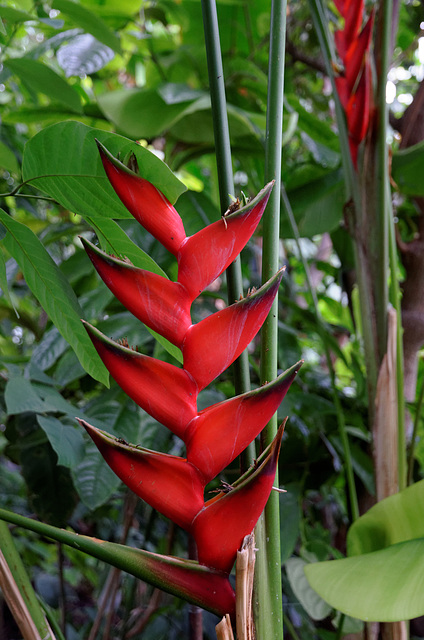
79, 141, 300, 597
334, 2, 374, 168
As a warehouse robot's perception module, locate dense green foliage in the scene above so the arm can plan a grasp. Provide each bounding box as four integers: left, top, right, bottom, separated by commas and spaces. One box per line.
1, 1, 424, 638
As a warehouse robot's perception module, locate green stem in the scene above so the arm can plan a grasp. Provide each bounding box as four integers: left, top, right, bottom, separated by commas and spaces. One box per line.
254, 1, 287, 639
0, 520, 58, 640
407, 357, 424, 485
200, 0, 252, 465
388, 185, 406, 491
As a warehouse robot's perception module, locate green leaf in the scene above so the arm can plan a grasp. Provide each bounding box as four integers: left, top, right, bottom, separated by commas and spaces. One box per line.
391, 140, 424, 196
5, 377, 47, 415
57, 33, 114, 77
22, 122, 186, 219
304, 539, 424, 622
5, 58, 82, 114
305, 481, 424, 621
98, 87, 206, 139
0, 210, 108, 385
347, 479, 424, 556
282, 169, 344, 238
286, 557, 332, 620
72, 439, 121, 509
280, 484, 301, 564
52, 0, 121, 54
37, 415, 85, 469
0, 140, 19, 173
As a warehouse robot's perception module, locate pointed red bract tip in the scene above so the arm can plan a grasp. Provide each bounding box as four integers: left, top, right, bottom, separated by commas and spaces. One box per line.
82, 238, 191, 347
191, 423, 286, 573
79, 420, 205, 529
182, 269, 284, 391
186, 362, 301, 482
83, 322, 197, 438
177, 182, 274, 299
96, 141, 186, 256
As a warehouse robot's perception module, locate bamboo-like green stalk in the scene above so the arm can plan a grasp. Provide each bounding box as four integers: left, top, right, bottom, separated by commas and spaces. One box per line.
407, 357, 424, 485
200, 0, 252, 413
0, 520, 58, 640
253, 1, 287, 638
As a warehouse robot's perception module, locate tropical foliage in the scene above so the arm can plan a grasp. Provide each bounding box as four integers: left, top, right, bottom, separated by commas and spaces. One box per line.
1, 0, 424, 639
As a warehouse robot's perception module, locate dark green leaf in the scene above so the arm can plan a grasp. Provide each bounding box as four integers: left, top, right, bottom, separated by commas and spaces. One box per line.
0, 210, 108, 384
391, 140, 424, 196
52, 0, 121, 54
37, 415, 85, 469
5, 58, 83, 113
5, 377, 47, 415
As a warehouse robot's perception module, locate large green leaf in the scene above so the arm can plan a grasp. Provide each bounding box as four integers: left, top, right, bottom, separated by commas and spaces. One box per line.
98, 87, 207, 139
22, 122, 186, 219
305, 540, 424, 622
282, 169, 344, 238
305, 481, 424, 621
5, 58, 82, 114
52, 0, 121, 53
347, 479, 424, 556
0, 209, 108, 385
0, 140, 19, 173
37, 415, 85, 469
391, 140, 424, 196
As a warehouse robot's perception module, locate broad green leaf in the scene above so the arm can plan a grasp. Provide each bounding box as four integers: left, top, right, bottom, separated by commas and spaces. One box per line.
304, 539, 424, 622
30, 327, 69, 372
305, 482, 424, 621
22, 122, 186, 219
57, 33, 114, 77
0, 140, 19, 173
391, 140, 424, 196
0, 209, 108, 385
282, 169, 344, 238
286, 557, 332, 620
98, 87, 206, 139
280, 484, 301, 564
72, 439, 121, 509
347, 479, 424, 556
5, 377, 47, 415
5, 58, 82, 114
0, 5, 35, 22
52, 0, 121, 54
84, 216, 166, 275
37, 415, 85, 469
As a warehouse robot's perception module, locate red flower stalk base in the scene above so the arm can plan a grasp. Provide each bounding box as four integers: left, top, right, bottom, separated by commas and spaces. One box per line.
79, 141, 301, 615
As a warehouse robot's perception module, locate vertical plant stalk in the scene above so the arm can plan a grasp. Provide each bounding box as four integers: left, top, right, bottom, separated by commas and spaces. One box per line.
0, 521, 57, 640
254, 1, 287, 639
201, 0, 252, 430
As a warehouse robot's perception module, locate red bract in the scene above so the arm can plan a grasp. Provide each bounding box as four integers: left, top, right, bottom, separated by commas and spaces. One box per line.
80, 141, 299, 601
334, 2, 374, 167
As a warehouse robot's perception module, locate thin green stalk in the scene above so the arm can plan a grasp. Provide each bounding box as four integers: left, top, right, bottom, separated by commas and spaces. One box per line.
388, 185, 406, 490
281, 187, 359, 521
407, 357, 424, 485
0, 520, 58, 640
253, 1, 286, 639
200, 0, 253, 466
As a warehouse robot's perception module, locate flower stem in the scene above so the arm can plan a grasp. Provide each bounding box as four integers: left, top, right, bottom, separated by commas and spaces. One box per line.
200, 0, 252, 462
254, 1, 287, 638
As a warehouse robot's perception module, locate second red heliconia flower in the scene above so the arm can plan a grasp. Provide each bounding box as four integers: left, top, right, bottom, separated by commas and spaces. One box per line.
334, 0, 374, 168
79, 142, 301, 591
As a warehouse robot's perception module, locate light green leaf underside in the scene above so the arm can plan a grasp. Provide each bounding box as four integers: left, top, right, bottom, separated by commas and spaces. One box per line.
22, 122, 186, 220
305, 539, 424, 622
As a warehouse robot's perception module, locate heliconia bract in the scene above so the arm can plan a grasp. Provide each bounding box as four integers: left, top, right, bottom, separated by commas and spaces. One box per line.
79, 141, 301, 614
